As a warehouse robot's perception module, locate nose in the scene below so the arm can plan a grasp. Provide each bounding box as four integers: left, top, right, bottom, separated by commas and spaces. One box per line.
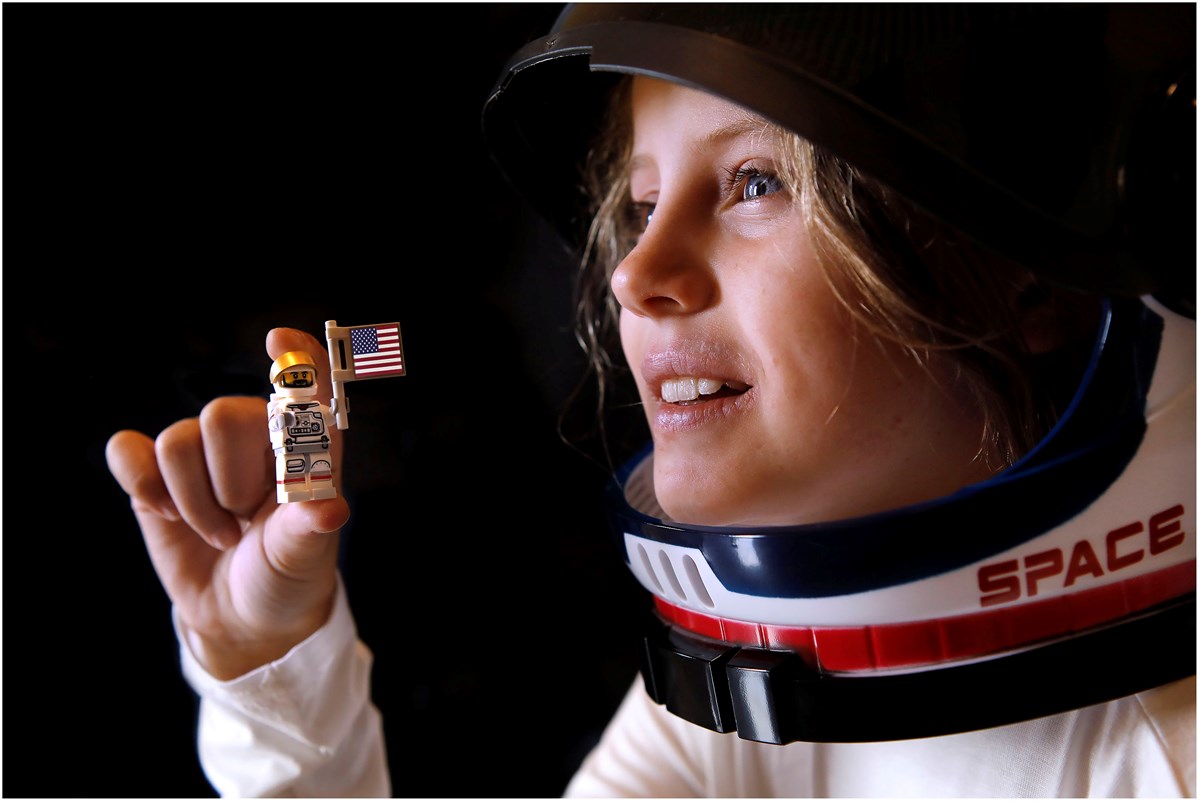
610, 202, 717, 318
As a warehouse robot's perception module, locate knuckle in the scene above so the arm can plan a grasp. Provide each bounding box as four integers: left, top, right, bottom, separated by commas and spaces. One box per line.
155, 418, 200, 463
200, 395, 265, 434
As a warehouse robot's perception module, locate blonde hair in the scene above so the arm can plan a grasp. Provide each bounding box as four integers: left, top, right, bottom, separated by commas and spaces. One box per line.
570, 78, 1091, 470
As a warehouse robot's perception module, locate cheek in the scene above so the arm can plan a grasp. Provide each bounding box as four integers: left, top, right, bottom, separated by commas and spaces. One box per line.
750, 280, 861, 407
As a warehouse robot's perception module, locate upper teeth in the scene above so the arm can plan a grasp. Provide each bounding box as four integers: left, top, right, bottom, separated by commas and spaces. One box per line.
661, 377, 732, 403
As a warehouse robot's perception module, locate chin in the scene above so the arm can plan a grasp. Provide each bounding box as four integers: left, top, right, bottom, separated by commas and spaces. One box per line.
652, 467, 711, 525
653, 472, 754, 527
654, 467, 831, 528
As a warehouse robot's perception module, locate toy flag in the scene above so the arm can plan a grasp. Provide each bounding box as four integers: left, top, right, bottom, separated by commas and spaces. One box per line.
325, 320, 406, 429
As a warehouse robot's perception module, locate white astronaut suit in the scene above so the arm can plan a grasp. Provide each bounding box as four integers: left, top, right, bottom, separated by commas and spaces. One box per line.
267, 350, 335, 504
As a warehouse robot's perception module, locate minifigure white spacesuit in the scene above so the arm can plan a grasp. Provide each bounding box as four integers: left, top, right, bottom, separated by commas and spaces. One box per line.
267, 350, 335, 503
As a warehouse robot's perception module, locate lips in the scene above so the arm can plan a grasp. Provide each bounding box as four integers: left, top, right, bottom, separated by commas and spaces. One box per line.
642, 342, 755, 427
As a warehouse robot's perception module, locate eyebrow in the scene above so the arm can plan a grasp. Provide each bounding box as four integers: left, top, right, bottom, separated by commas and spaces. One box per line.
702, 115, 776, 146
628, 114, 777, 173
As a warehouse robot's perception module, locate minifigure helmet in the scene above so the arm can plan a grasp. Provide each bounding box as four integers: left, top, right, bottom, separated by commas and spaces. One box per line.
269, 351, 317, 385
482, 4, 1195, 743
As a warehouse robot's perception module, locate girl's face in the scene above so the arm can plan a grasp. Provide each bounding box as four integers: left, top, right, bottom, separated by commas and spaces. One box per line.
614, 76, 996, 527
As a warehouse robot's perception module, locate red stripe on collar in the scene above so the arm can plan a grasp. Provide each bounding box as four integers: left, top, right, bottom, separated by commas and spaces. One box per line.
654, 559, 1195, 672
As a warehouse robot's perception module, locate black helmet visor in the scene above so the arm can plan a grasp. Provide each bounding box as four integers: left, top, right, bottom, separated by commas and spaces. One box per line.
483, 3, 1195, 307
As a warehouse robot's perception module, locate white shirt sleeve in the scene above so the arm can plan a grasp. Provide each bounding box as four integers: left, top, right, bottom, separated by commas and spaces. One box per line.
174, 577, 390, 797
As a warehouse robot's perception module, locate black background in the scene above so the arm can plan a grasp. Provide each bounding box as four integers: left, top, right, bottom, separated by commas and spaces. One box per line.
4, 3, 652, 797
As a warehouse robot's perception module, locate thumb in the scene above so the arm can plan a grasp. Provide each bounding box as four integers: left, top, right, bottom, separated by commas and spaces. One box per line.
222, 496, 347, 663
260, 495, 349, 581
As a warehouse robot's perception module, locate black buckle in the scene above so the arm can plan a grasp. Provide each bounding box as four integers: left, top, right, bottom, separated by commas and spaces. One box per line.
640, 597, 1196, 743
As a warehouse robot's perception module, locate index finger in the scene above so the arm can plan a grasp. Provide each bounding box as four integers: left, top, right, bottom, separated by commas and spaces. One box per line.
106, 428, 179, 521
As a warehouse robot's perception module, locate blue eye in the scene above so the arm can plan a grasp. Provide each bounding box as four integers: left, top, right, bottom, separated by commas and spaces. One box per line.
743, 172, 782, 199
725, 165, 784, 203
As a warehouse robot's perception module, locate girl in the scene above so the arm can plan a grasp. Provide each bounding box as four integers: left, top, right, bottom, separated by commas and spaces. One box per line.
106, 4, 1195, 796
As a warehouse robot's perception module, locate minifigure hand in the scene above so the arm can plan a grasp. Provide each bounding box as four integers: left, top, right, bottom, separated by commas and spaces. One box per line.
268, 410, 297, 432
105, 327, 348, 680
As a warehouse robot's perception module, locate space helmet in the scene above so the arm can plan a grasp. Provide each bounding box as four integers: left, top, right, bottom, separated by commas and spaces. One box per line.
482, 4, 1196, 742
269, 350, 318, 386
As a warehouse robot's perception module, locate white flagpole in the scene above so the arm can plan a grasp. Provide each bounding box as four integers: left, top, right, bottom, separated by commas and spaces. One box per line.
325, 320, 353, 430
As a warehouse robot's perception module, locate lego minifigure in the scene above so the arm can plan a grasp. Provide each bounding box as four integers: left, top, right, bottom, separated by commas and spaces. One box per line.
267, 350, 335, 503
266, 321, 406, 504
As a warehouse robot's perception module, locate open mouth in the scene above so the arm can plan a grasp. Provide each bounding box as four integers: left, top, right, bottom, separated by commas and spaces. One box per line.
660, 377, 751, 405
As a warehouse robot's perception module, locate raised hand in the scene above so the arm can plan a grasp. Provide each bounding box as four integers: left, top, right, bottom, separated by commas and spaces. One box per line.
106, 327, 349, 679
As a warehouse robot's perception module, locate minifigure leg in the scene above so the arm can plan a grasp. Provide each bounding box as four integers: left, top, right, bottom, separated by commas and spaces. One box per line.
278, 455, 312, 503
309, 459, 337, 500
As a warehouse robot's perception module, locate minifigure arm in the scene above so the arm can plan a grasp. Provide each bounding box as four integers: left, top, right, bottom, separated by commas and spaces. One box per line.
328, 391, 347, 431
267, 397, 296, 433
268, 411, 296, 433
177, 576, 390, 797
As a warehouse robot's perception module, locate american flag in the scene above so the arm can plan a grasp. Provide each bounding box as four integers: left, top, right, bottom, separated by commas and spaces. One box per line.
348, 322, 405, 379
